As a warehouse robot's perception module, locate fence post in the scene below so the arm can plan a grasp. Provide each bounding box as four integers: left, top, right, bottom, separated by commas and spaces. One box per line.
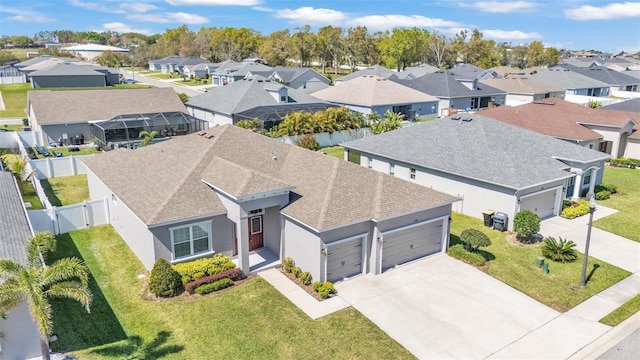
46, 158, 53, 178
70, 156, 77, 176
82, 201, 89, 228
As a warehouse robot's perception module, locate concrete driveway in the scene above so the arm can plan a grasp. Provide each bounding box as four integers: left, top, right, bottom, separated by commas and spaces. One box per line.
336, 254, 563, 359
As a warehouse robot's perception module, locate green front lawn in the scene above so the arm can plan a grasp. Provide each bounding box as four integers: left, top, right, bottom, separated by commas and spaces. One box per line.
41, 174, 89, 206
22, 180, 44, 210
147, 73, 176, 80
593, 167, 640, 242
31, 146, 101, 159
450, 213, 630, 312
321, 145, 361, 163
599, 294, 640, 326
50, 226, 414, 359
0, 83, 31, 118
0, 124, 24, 131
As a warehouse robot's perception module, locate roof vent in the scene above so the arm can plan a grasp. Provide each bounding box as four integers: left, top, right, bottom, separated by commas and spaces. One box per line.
197, 131, 206, 136
451, 116, 460, 120
462, 117, 473, 122
271, 152, 277, 161
204, 134, 214, 139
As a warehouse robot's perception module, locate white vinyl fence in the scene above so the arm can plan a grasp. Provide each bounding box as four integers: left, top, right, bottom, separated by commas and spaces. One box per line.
277, 128, 372, 147
29, 155, 92, 180
27, 198, 109, 235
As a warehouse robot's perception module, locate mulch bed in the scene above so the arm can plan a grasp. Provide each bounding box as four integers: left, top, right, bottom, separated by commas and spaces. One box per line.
506, 232, 542, 247
139, 273, 253, 302
278, 266, 336, 302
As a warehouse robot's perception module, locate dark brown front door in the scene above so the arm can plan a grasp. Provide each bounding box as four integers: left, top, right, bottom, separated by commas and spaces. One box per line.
248, 215, 263, 251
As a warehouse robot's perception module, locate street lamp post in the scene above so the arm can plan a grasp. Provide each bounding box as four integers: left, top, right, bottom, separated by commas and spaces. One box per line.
580, 196, 597, 288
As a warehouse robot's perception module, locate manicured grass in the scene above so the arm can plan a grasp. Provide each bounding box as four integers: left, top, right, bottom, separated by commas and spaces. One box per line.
50, 225, 414, 359
32, 146, 101, 159
41, 174, 89, 206
321, 145, 361, 163
449, 212, 631, 312
0, 124, 24, 131
593, 167, 640, 243
0, 83, 31, 118
22, 180, 44, 210
174, 79, 209, 86
147, 73, 177, 80
599, 294, 640, 326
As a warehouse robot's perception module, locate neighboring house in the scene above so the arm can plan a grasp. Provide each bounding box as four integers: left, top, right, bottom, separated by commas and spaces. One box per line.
15, 55, 82, 71
392, 64, 440, 80
0, 172, 41, 360
481, 98, 638, 158
334, 65, 395, 84
81, 125, 457, 282
186, 76, 334, 130
311, 75, 440, 120
62, 43, 129, 61
342, 114, 610, 229
449, 63, 500, 80
393, 70, 507, 115
148, 56, 183, 72
0, 63, 26, 84
529, 67, 611, 97
210, 62, 272, 87
489, 66, 547, 78
479, 77, 565, 106
18, 57, 88, 78
183, 62, 217, 79
252, 67, 330, 93
29, 62, 107, 88
167, 57, 210, 75
602, 98, 640, 159
27, 88, 194, 146
556, 64, 640, 92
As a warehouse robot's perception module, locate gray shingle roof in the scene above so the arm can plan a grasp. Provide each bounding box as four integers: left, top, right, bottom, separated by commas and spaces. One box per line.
82, 125, 457, 229
342, 114, 610, 190
529, 68, 610, 90
561, 65, 640, 87
211, 62, 272, 77
28, 88, 187, 125
29, 62, 105, 76
393, 64, 440, 79
393, 71, 506, 98
186, 77, 322, 114
335, 65, 395, 82
479, 77, 565, 95
0, 172, 33, 264
602, 98, 640, 112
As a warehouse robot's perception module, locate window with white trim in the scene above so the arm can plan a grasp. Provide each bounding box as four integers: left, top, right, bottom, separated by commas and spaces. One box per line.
583, 171, 591, 185
170, 221, 212, 259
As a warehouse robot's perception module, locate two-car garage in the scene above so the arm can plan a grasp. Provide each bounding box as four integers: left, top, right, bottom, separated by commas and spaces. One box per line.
519, 187, 561, 220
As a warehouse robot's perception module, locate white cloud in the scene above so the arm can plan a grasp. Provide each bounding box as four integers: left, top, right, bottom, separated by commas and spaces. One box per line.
166, 0, 261, 5
120, 2, 158, 13
482, 29, 542, 40
461, 1, 538, 13
102, 22, 151, 34
68, 0, 125, 14
349, 15, 463, 31
564, 2, 640, 20
0, 6, 55, 23
126, 12, 208, 24
274, 7, 347, 25
252, 6, 275, 13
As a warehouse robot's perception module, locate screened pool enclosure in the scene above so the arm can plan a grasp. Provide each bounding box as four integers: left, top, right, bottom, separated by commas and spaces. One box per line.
90, 111, 207, 150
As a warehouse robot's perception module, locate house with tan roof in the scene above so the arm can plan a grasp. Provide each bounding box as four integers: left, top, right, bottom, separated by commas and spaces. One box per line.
81, 125, 456, 282
479, 77, 565, 106
27, 88, 203, 148
311, 75, 440, 120
481, 98, 638, 160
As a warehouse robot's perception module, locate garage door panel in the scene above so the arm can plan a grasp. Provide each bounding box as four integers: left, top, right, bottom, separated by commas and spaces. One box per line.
326, 238, 363, 282
382, 222, 443, 270
521, 190, 557, 219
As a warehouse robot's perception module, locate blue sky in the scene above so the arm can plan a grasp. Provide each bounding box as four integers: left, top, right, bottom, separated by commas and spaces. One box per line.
0, 0, 639, 53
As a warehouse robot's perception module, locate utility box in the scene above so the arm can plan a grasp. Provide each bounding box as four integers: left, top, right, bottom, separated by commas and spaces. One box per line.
492, 212, 508, 231
482, 210, 495, 227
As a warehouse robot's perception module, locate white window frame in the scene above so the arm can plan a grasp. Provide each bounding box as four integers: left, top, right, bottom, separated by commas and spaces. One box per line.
169, 220, 213, 262
250, 216, 262, 235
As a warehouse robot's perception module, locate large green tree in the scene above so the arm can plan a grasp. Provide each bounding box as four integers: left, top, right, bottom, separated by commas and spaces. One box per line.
379, 27, 428, 71
291, 25, 316, 67
317, 26, 344, 74
259, 29, 291, 66
0, 232, 92, 360
210, 27, 262, 61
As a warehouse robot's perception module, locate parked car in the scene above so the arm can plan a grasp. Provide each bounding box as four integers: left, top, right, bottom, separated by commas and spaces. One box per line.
122, 78, 137, 84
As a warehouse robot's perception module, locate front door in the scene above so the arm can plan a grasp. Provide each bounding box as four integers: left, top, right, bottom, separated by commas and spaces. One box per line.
248, 215, 263, 251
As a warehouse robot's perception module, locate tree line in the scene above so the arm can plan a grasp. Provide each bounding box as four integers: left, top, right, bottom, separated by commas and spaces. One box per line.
2, 25, 564, 71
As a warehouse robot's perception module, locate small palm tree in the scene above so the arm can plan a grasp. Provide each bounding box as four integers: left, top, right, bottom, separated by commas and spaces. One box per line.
138, 130, 158, 147
8, 157, 26, 194
0, 231, 92, 360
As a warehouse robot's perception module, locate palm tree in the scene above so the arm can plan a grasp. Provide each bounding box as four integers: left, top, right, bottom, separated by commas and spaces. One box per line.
8, 156, 26, 194
0, 231, 92, 360
138, 130, 158, 147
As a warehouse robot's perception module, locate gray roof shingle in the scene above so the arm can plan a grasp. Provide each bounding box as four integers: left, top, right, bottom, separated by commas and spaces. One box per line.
29, 62, 105, 77
529, 68, 610, 90
342, 114, 610, 190
0, 172, 33, 264
393, 71, 506, 98
82, 125, 457, 229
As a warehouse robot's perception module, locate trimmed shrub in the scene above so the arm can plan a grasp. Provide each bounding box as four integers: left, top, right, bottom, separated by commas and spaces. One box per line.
194, 278, 234, 295
312, 281, 323, 292
595, 190, 611, 201
291, 266, 302, 278
315, 281, 336, 299
513, 210, 541, 240
184, 268, 243, 294
298, 271, 312, 285
541, 237, 578, 263
561, 199, 590, 219
447, 244, 486, 266
294, 134, 320, 151
149, 258, 184, 298
282, 257, 295, 273
172, 254, 236, 284
460, 229, 491, 252
595, 183, 617, 194
609, 157, 639, 168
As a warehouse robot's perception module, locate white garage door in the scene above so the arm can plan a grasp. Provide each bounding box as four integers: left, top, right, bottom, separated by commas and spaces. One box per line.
326, 237, 363, 282
520, 189, 558, 219
382, 221, 443, 270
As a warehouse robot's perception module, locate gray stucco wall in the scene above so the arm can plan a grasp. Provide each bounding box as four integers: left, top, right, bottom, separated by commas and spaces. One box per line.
41, 123, 92, 145
282, 217, 322, 281
0, 301, 41, 360
320, 220, 373, 277
31, 75, 106, 89
263, 206, 281, 254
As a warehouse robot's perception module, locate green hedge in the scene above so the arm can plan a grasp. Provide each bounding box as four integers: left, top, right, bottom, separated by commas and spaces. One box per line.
194, 278, 234, 295
609, 157, 639, 168
561, 199, 590, 219
172, 254, 236, 284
